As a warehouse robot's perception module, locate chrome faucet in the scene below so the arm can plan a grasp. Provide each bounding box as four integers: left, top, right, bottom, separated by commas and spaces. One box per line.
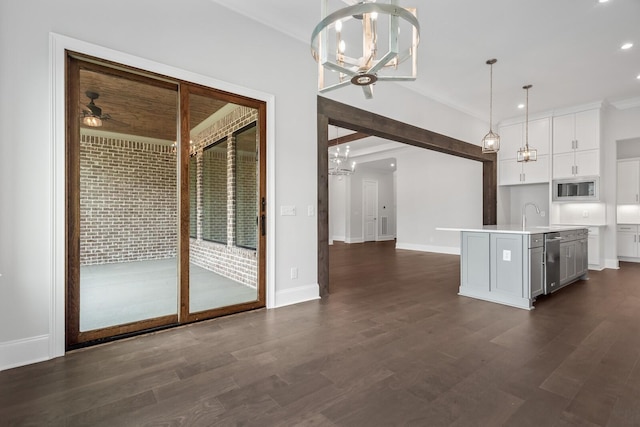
522, 202, 541, 229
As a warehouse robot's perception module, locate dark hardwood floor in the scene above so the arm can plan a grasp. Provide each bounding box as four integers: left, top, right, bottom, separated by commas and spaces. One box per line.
2, 241, 640, 426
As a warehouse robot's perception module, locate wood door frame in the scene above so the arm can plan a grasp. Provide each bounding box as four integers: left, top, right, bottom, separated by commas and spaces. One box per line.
66, 53, 267, 348
317, 96, 497, 297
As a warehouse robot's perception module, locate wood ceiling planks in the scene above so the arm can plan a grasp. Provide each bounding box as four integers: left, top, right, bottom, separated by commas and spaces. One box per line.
79, 69, 229, 141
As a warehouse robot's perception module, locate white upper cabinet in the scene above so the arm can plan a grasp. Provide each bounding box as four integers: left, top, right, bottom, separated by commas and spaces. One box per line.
499, 118, 550, 161
528, 118, 551, 156
498, 117, 550, 186
552, 109, 600, 178
498, 122, 522, 161
618, 160, 640, 205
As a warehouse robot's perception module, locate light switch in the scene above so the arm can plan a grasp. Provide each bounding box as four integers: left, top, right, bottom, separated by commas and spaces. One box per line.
307, 205, 314, 216
503, 250, 511, 262
280, 205, 296, 216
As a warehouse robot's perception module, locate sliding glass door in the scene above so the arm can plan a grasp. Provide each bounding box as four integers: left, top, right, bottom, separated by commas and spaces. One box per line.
66, 55, 266, 347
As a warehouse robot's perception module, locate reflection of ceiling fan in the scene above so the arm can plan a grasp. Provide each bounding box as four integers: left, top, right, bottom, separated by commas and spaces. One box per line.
81, 91, 110, 127
81, 91, 129, 128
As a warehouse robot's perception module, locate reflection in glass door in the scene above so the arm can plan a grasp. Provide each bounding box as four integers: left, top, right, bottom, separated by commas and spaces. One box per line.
186, 88, 261, 316
67, 56, 180, 345
67, 56, 266, 348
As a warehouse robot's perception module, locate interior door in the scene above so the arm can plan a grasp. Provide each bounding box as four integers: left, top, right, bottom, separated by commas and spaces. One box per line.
66, 55, 266, 348
363, 180, 378, 242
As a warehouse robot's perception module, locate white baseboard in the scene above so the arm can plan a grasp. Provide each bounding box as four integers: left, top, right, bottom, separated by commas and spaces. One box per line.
377, 235, 396, 242
331, 235, 346, 242
395, 242, 460, 255
345, 237, 364, 244
274, 284, 320, 308
605, 258, 621, 269
0, 335, 51, 371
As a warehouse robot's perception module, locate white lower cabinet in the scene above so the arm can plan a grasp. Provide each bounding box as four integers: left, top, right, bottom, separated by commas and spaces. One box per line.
617, 224, 640, 258
587, 227, 601, 267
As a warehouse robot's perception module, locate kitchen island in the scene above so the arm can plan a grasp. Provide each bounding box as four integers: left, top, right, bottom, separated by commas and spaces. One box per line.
438, 225, 589, 310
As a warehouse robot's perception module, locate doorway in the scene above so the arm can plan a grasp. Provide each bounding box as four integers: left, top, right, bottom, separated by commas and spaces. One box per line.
66, 54, 266, 348
363, 180, 379, 242
317, 97, 497, 296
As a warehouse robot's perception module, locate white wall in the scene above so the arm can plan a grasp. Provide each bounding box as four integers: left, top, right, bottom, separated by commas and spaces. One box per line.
0, 0, 489, 370
602, 103, 640, 268
395, 148, 483, 254
329, 176, 347, 242
498, 184, 550, 227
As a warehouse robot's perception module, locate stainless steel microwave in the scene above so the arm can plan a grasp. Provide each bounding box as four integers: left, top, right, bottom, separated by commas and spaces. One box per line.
552, 177, 599, 201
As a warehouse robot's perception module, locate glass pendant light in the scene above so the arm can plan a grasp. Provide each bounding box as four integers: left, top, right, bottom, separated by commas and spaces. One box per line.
481, 59, 500, 153
517, 84, 537, 162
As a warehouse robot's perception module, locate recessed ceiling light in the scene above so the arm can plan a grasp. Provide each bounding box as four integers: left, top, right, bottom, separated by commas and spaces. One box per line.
598, 0, 609, 3
621, 42, 634, 50
518, 104, 525, 109
390, 163, 395, 167
637, 74, 640, 80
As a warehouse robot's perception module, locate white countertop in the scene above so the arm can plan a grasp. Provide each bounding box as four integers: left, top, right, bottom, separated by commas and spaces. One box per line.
436, 225, 588, 235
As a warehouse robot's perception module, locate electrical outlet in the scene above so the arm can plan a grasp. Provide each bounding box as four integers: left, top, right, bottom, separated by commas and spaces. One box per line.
307, 205, 314, 216
503, 250, 511, 262
540, 211, 546, 217
582, 210, 589, 218
290, 267, 298, 279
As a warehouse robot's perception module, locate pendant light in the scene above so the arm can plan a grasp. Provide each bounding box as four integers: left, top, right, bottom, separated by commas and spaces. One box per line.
328, 126, 356, 176
517, 84, 537, 162
481, 58, 500, 153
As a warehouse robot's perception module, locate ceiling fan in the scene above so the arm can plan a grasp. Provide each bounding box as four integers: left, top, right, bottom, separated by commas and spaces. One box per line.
80, 91, 128, 128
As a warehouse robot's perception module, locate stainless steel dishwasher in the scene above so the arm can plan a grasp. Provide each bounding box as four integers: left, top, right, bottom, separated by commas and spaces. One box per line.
544, 232, 561, 294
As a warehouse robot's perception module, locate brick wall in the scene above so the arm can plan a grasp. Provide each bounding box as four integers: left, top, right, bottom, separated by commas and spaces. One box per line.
190, 106, 259, 287
201, 144, 227, 243
80, 135, 177, 265
236, 152, 257, 249
79, 105, 260, 289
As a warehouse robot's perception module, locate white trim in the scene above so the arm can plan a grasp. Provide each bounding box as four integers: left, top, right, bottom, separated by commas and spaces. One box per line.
345, 237, 365, 244
498, 101, 603, 127
610, 97, 640, 110
49, 33, 277, 361
377, 235, 396, 242
331, 235, 346, 242
0, 335, 50, 372
81, 128, 174, 146
274, 284, 320, 308
395, 242, 460, 255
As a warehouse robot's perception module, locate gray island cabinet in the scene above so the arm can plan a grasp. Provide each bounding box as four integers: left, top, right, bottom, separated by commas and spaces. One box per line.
439, 226, 588, 310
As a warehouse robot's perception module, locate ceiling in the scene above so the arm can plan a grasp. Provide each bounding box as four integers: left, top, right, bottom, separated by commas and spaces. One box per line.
211, 0, 640, 123
79, 69, 230, 141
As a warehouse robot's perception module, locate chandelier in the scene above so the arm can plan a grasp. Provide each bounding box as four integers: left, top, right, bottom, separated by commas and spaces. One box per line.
517, 84, 537, 162
481, 59, 500, 153
311, 0, 420, 99
329, 127, 356, 176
